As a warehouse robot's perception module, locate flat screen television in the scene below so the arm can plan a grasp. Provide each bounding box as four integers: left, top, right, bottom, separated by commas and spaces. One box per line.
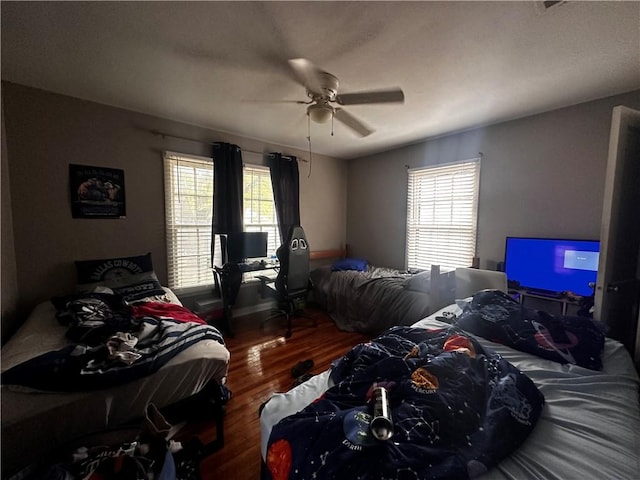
226, 231, 268, 263
504, 237, 600, 296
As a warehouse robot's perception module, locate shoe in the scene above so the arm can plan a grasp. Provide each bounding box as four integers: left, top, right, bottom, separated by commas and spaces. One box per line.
291, 359, 314, 378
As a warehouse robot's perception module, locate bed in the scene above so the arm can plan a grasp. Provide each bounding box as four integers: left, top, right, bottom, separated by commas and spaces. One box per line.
1, 254, 230, 476
310, 259, 454, 334
260, 279, 640, 479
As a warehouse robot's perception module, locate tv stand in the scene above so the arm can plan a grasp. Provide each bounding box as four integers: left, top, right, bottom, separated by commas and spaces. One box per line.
524, 289, 563, 299
512, 289, 579, 316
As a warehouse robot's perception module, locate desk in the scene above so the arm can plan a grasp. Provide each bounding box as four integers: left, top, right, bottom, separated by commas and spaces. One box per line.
213, 261, 279, 336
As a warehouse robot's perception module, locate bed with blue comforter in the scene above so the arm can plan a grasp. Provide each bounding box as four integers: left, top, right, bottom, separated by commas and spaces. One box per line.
265, 325, 544, 480
260, 290, 640, 480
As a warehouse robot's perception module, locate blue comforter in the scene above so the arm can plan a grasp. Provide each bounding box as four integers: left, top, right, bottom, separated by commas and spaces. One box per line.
265, 325, 544, 480
454, 290, 605, 370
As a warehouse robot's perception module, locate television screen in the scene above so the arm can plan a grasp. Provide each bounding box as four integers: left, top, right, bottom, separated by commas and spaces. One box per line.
504, 237, 600, 296
226, 231, 268, 263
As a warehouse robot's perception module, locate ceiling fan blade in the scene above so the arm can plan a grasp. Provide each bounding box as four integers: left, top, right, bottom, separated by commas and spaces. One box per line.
336, 88, 405, 106
288, 58, 327, 95
334, 108, 374, 137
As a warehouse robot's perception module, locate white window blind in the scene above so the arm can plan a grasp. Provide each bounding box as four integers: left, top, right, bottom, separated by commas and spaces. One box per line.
406, 158, 480, 271
163, 152, 216, 290
164, 154, 281, 288
243, 165, 279, 255
243, 165, 280, 281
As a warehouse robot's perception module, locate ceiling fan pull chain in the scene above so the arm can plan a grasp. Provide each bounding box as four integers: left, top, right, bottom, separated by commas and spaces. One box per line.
331, 114, 334, 136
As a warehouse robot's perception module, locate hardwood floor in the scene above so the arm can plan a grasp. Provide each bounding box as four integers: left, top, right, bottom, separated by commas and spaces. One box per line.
194, 308, 371, 479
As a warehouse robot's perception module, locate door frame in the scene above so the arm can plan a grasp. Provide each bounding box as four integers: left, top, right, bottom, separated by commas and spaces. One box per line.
594, 105, 640, 367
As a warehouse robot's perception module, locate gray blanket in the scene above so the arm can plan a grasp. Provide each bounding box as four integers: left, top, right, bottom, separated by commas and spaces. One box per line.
310, 265, 432, 334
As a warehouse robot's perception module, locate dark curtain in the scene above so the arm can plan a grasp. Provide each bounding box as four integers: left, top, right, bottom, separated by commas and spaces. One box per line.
211, 143, 243, 265
269, 153, 300, 244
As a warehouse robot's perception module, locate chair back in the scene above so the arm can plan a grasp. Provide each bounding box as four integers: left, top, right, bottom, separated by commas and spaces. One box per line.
276, 226, 310, 296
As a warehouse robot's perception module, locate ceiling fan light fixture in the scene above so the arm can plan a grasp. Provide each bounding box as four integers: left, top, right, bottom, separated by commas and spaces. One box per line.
289, 58, 404, 136
307, 103, 334, 124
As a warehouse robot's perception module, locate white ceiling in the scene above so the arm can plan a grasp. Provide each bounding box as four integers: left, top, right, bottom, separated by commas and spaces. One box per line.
2, 1, 639, 159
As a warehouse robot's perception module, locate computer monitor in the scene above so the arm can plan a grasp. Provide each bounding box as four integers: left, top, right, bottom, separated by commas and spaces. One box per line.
226, 232, 268, 263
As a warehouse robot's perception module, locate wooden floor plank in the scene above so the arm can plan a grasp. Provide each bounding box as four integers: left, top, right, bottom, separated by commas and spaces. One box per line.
196, 308, 371, 479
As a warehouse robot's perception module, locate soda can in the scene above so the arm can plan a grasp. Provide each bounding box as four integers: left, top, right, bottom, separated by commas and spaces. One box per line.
370, 386, 393, 440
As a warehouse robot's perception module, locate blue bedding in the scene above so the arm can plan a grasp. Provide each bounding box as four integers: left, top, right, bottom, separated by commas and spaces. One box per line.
454, 290, 606, 370
264, 325, 544, 480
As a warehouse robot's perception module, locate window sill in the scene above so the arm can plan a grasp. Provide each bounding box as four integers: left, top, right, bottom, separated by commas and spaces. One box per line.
171, 283, 216, 297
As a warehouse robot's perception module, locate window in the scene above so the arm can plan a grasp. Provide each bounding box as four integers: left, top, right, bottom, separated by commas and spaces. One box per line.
243, 165, 279, 256
243, 165, 279, 281
406, 158, 480, 271
164, 153, 280, 290
164, 152, 215, 290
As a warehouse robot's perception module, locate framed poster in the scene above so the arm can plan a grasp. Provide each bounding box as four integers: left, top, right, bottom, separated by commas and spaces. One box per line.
69, 164, 126, 218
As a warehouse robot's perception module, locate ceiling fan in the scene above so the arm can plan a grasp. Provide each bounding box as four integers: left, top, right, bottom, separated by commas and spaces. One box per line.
287, 58, 405, 137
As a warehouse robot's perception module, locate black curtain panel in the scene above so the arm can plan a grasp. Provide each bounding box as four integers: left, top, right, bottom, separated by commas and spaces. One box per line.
211, 143, 243, 264
269, 153, 300, 244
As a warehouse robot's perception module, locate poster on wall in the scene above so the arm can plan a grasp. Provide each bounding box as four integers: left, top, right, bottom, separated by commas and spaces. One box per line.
69, 164, 126, 218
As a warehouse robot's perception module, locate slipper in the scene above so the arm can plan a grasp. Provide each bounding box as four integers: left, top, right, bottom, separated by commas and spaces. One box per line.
291, 359, 314, 378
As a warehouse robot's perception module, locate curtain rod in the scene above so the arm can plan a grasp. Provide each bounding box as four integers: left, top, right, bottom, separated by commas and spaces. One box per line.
149, 129, 307, 162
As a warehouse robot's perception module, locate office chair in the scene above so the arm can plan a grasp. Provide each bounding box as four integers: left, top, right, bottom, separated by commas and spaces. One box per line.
259, 225, 316, 338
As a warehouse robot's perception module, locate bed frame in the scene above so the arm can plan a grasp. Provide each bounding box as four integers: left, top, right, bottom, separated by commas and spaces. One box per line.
309, 246, 350, 262
0, 294, 230, 477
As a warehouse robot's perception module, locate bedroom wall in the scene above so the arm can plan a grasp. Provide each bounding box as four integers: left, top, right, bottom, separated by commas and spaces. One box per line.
346, 89, 640, 271
1, 82, 347, 320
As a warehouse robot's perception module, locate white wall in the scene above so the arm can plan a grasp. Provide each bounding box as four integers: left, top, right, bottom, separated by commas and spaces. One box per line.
346, 90, 640, 271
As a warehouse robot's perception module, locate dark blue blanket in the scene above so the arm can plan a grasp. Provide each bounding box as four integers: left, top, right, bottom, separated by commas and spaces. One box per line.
454, 290, 605, 370
265, 326, 544, 480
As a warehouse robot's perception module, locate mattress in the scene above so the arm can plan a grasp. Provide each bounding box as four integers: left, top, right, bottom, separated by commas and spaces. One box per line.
1, 290, 230, 475
260, 303, 640, 479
